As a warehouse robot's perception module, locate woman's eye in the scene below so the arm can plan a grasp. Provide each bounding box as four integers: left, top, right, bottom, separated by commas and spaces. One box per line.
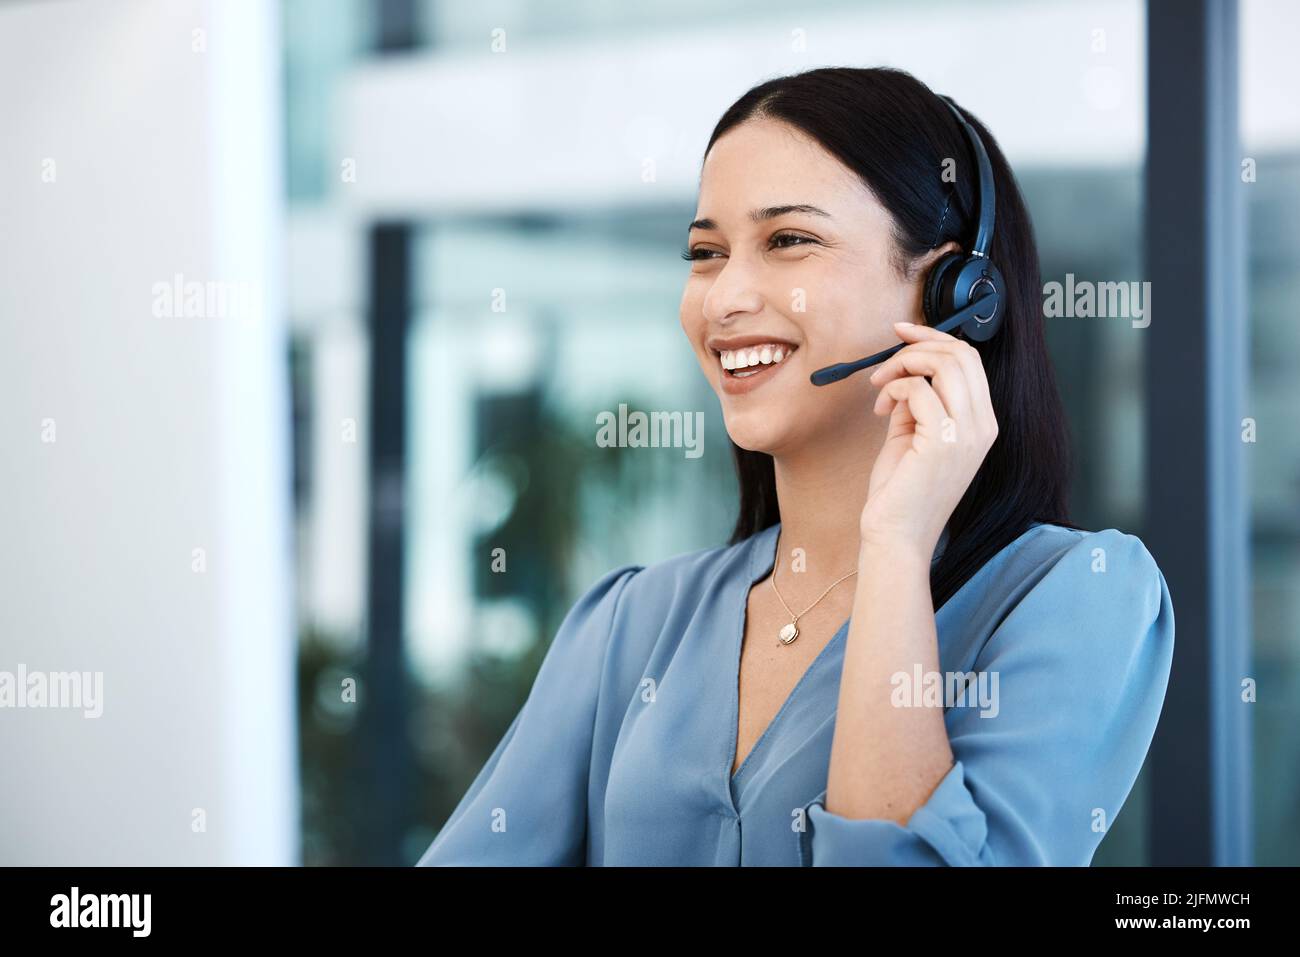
771, 233, 816, 249
680, 233, 816, 261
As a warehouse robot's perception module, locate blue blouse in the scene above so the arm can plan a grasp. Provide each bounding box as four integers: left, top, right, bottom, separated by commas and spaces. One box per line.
416, 521, 1175, 866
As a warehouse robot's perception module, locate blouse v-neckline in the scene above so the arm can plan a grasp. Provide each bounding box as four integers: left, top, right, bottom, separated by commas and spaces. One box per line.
725, 522, 952, 796
727, 523, 850, 792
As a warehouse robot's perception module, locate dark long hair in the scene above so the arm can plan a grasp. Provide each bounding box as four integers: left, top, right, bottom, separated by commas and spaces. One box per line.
705, 66, 1079, 610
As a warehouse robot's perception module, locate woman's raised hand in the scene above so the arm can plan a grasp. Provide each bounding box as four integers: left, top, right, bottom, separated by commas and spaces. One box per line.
859, 321, 999, 558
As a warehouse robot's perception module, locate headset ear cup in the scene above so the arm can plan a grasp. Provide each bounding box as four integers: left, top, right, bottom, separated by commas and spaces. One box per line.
952, 258, 1007, 342
922, 253, 962, 326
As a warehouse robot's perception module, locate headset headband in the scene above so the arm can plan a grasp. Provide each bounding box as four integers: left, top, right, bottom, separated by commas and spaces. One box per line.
937, 95, 995, 259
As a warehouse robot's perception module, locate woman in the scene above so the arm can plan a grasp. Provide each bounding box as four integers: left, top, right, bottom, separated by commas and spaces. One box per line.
417, 66, 1175, 866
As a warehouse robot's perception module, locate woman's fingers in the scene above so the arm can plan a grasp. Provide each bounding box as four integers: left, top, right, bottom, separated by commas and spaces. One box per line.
868, 345, 973, 423
873, 375, 950, 435
870, 323, 996, 435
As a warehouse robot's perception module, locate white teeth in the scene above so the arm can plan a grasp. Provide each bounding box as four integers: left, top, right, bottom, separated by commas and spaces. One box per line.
717, 343, 795, 373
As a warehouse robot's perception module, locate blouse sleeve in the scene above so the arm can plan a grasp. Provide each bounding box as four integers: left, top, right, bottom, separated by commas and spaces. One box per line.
416, 563, 641, 866
797, 528, 1175, 866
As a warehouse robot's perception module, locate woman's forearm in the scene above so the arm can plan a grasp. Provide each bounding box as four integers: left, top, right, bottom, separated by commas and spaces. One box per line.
823, 538, 955, 825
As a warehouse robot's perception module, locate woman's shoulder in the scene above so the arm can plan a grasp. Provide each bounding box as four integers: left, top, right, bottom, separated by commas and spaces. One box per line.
553, 535, 755, 690
986, 522, 1165, 591
937, 521, 1170, 652
594, 531, 757, 613
962, 521, 1173, 655
990, 523, 1175, 718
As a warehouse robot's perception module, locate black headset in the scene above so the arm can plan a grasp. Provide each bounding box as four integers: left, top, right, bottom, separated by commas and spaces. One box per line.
810, 95, 1007, 386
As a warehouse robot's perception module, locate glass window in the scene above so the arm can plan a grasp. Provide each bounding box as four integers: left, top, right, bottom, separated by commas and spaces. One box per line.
1242, 0, 1300, 867
286, 0, 1167, 864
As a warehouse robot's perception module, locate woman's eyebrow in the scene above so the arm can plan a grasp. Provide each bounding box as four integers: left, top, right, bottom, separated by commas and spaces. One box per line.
688, 204, 832, 232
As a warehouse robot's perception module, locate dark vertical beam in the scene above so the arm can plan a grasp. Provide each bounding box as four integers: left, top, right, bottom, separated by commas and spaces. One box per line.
362, 2, 419, 867
1145, 0, 1251, 865
376, 0, 420, 52
361, 223, 413, 863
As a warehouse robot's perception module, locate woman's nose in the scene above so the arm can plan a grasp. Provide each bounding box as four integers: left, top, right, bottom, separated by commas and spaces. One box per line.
702, 259, 765, 324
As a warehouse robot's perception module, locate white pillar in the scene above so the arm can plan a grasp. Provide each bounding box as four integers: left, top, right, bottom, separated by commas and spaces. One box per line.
0, 0, 297, 865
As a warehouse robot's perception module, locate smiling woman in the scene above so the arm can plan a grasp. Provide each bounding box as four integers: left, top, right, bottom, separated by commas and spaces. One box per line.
416, 66, 1174, 867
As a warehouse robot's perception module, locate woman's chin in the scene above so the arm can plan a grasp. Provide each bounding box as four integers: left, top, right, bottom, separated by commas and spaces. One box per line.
722, 400, 852, 457
722, 414, 796, 455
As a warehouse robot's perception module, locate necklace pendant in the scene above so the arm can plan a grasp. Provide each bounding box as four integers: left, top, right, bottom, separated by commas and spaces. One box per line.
778, 621, 799, 645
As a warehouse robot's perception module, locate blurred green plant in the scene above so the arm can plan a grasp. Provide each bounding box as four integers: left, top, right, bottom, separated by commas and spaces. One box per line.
298, 389, 714, 864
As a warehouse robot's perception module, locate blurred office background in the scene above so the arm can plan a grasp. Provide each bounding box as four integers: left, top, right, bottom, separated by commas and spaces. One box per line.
0, 0, 1294, 865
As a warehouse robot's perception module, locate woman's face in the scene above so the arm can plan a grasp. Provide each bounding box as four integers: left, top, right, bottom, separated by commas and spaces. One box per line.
679, 116, 949, 456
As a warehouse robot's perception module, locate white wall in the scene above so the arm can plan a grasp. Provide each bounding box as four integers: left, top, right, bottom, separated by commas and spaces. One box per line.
0, 0, 296, 865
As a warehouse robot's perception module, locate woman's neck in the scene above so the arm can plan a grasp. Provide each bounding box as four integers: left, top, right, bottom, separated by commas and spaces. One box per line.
769, 421, 886, 579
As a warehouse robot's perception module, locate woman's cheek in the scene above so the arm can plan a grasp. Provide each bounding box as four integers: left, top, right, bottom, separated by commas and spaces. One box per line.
678, 294, 704, 345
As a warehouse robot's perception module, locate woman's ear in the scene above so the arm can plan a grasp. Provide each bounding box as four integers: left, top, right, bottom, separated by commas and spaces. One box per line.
914, 240, 962, 278
907, 241, 962, 326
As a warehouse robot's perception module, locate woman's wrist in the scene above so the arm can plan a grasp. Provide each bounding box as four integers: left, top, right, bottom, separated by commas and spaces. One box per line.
857, 531, 936, 573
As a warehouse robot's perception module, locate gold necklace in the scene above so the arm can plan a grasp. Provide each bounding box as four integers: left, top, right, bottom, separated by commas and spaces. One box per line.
768, 531, 859, 646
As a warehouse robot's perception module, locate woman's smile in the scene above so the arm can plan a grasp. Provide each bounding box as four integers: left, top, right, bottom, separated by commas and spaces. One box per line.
707, 334, 800, 395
